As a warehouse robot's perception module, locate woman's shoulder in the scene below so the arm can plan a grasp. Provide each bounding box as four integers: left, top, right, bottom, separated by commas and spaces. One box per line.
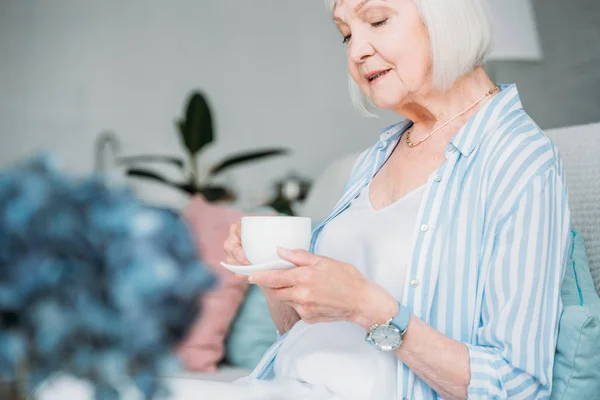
476, 110, 568, 222
478, 109, 563, 184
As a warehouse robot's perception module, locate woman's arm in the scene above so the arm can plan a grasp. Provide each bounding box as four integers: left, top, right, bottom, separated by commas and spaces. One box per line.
460, 166, 570, 399
359, 165, 571, 399
359, 299, 472, 399
262, 289, 301, 335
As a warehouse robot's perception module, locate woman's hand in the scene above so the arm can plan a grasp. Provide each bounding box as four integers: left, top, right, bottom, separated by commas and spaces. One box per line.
249, 248, 398, 329
223, 221, 251, 266
223, 220, 301, 333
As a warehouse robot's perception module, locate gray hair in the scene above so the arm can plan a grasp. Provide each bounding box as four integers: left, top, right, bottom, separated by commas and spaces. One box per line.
327, 0, 494, 117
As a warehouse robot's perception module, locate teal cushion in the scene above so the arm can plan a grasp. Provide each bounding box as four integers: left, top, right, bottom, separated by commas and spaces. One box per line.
224, 284, 278, 369
552, 230, 600, 398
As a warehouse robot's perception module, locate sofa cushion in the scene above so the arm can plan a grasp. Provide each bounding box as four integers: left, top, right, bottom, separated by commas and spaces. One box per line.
552, 230, 600, 398
225, 284, 278, 370
546, 122, 600, 295
176, 195, 250, 373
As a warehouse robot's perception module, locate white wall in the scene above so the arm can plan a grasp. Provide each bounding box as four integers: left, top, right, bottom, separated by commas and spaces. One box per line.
0, 0, 397, 209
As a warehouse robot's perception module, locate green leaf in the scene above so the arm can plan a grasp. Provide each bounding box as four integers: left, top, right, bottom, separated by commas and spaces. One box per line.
176, 119, 185, 135
125, 168, 196, 195
117, 155, 185, 169
209, 148, 289, 177
179, 91, 213, 156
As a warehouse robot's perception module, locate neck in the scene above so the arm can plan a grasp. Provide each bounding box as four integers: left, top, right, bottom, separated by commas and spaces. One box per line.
394, 67, 496, 132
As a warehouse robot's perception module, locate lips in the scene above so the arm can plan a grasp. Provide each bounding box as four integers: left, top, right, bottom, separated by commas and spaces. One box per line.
365, 69, 391, 84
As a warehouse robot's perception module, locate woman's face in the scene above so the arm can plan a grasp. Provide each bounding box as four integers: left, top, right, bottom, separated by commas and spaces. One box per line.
333, 0, 432, 109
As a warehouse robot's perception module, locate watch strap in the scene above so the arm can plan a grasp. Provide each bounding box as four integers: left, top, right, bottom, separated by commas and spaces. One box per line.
390, 302, 410, 333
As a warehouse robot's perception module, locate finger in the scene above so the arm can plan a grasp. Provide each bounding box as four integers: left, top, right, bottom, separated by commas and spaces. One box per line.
224, 236, 250, 265
230, 223, 251, 265
231, 238, 251, 265
277, 248, 323, 266
224, 231, 241, 251
223, 237, 234, 256
230, 221, 242, 240
249, 267, 307, 288
232, 245, 250, 265
266, 286, 301, 304
277, 286, 312, 305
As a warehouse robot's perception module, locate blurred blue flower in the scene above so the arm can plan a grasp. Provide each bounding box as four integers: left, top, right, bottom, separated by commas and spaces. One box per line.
0, 154, 216, 399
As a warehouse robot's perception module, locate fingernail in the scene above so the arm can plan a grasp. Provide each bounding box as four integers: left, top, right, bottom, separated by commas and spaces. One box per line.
248, 276, 255, 284
235, 249, 246, 261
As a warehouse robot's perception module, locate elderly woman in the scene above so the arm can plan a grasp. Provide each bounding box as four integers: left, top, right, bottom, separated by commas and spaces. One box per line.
222, 0, 572, 399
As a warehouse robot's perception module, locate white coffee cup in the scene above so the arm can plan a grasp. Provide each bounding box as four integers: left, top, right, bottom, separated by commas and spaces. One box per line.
241, 216, 312, 265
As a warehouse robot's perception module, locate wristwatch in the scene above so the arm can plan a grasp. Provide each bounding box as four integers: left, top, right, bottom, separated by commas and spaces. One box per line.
365, 302, 410, 351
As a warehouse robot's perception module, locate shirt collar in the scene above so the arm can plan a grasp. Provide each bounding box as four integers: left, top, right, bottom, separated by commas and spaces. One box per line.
377, 119, 413, 149
377, 84, 521, 156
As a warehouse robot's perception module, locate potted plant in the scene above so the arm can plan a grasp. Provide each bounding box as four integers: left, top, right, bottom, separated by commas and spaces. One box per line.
115, 91, 289, 203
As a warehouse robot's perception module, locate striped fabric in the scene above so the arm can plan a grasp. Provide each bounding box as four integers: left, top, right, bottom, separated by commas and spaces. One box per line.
250, 84, 572, 399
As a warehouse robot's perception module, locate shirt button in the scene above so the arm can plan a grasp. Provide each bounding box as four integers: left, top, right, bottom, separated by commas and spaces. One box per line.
446, 143, 456, 152
434, 175, 442, 182
420, 224, 429, 232
410, 279, 419, 288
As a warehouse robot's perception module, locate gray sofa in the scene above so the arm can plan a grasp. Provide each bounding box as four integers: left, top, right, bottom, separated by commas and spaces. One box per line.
545, 122, 600, 294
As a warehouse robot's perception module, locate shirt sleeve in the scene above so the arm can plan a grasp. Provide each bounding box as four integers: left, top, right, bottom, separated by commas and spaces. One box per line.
467, 166, 572, 399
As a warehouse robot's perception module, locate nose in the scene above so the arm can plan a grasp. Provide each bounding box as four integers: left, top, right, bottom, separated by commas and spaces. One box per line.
348, 31, 375, 64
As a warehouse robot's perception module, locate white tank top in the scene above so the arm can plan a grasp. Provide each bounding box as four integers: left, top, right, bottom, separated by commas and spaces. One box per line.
274, 181, 425, 400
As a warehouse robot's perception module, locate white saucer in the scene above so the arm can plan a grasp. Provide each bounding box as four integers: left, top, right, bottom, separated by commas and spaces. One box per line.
219, 260, 296, 276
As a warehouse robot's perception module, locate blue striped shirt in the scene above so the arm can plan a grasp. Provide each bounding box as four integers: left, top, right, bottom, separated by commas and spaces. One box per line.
249, 84, 572, 399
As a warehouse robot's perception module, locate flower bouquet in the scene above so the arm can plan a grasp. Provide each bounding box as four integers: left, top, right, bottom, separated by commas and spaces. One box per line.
0, 155, 215, 399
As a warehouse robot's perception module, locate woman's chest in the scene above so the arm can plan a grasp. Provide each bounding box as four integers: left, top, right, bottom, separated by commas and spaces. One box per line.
369, 148, 446, 211
316, 183, 425, 299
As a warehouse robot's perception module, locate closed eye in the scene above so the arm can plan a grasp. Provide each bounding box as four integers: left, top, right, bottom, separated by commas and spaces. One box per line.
342, 18, 387, 44
371, 18, 388, 27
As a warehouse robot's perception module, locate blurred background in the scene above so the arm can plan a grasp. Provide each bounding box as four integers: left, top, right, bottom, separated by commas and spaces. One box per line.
0, 0, 599, 212
1, 1, 600, 394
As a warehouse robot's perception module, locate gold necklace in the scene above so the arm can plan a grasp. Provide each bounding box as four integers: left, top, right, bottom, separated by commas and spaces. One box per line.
405, 85, 499, 149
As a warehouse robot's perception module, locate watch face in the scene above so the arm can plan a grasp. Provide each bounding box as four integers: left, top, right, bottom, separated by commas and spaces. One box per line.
371, 325, 402, 351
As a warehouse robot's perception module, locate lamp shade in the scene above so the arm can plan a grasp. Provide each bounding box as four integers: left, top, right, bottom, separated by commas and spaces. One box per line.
488, 0, 543, 61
